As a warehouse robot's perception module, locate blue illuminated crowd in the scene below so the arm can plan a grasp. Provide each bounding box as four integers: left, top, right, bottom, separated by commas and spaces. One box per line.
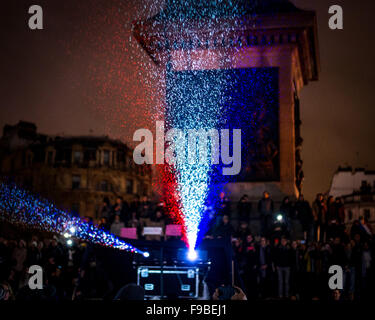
0, 191, 374, 301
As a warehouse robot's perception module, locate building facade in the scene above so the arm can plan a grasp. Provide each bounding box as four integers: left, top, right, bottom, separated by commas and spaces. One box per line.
329, 167, 375, 229
0, 121, 152, 218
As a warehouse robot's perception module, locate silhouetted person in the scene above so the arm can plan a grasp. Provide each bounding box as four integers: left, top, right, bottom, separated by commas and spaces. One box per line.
258, 191, 274, 236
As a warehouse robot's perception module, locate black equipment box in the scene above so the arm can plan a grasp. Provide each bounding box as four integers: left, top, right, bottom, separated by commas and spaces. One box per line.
137, 266, 199, 298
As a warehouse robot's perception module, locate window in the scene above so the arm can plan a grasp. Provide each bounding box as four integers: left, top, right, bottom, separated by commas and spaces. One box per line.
72, 175, 81, 190
47, 151, 53, 165
100, 180, 108, 192
65, 150, 72, 163
84, 149, 96, 162
27, 154, 33, 166
126, 156, 133, 169
348, 210, 353, 221
71, 203, 80, 217
73, 150, 82, 164
103, 150, 110, 166
22, 151, 26, 166
139, 183, 148, 196
126, 179, 133, 194
364, 209, 371, 221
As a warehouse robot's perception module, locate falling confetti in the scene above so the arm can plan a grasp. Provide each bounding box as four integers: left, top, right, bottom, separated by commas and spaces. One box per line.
0, 182, 147, 255
54, 0, 281, 251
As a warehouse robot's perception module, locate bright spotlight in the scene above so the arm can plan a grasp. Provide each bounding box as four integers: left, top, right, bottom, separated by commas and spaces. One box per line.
143, 252, 150, 258
187, 250, 197, 261
66, 239, 73, 246
276, 214, 283, 222
69, 227, 76, 234
63, 232, 70, 238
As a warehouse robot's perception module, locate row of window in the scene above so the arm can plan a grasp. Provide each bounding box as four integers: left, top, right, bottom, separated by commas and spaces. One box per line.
71, 175, 147, 195
346, 208, 372, 222
49, 149, 116, 166
17, 148, 150, 177
45, 149, 149, 174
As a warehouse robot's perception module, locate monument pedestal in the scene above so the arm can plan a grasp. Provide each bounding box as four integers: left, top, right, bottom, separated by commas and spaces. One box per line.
134, 0, 319, 202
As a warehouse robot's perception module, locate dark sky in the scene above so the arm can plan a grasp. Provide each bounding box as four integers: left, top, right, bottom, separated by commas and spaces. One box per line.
1, 0, 375, 202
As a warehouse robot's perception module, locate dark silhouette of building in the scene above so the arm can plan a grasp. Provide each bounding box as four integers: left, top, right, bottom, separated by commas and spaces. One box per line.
0, 121, 152, 218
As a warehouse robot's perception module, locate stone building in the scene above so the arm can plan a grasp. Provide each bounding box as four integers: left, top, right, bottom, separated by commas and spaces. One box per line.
0, 121, 152, 218
329, 167, 375, 229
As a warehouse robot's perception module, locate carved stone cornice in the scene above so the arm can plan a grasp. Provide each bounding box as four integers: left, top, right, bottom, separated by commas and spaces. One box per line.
133, 10, 319, 83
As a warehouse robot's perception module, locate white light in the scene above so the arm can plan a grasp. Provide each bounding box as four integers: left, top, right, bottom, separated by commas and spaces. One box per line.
187, 250, 197, 261
67, 239, 73, 246
276, 214, 283, 222
143, 252, 150, 258
69, 227, 76, 234
63, 233, 70, 238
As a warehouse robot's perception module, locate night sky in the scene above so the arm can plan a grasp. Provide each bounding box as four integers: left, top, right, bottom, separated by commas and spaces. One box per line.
1, 0, 375, 201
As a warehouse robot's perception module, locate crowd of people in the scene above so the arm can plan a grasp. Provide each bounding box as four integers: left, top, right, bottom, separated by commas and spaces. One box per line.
0, 191, 374, 301
233, 234, 374, 301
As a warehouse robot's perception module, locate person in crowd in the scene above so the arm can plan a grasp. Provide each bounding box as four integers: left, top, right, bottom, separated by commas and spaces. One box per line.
312, 193, 327, 242
303, 242, 320, 299
331, 289, 342, 301
233, 238, 245, 267
280, 196, 294, 219
326, 196, 339, 240
295, 194, 313, 241
232, 237, 246, 292
130, 195, 141, 217
0, 282, 14, 300
213, 215, 234, 239
112, 196, 129, 224
45, 238, 65, 267
11, 239, 27, 286
235, 221, 251, 242
98, 217, 110, 231
256, 237, 272, 299
352, 235, 364, 298
237, 194, 252, 222
330, 237, 346, 266
273, 237, 292, 299
212, 285, 247, 300
110, 215, 125, 237
219, 192, 231, 216
258, 191, 274, 237
289, 240, 304, 299
359, 216, 373, 242
138, 196, 153, 228
279, 196, 293, 235
99, 197, 111, 220
335, 197, 345, 225
26, 240, 42, 266
145, 210, 165, 241
127, 211, 140, 229
243, 234, 258, 299
350, 220, 362, 240
344, 241, 356, 300
361, 241, 372, 298
214, 192, 231, 226
0, 238, 12, 282
114, 283, 145, 300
